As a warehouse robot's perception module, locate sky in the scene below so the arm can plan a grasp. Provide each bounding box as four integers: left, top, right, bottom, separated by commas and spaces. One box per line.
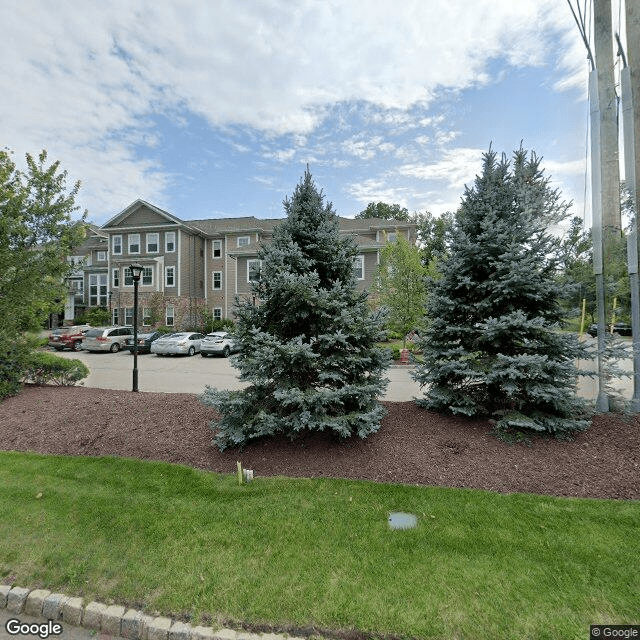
0, 1, 622, 228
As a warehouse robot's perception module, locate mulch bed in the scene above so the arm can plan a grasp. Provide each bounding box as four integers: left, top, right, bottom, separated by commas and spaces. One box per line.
1, 384, 639, 500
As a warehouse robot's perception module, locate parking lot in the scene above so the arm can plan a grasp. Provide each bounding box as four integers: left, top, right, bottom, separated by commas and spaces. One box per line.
51, 337, 636, 402
52, 348, 425, 400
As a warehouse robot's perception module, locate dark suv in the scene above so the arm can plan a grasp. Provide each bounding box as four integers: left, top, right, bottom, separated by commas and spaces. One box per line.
48, 325, 91, 352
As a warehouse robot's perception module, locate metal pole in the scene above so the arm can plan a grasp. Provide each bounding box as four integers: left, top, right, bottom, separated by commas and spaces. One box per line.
133, 277, 139, 392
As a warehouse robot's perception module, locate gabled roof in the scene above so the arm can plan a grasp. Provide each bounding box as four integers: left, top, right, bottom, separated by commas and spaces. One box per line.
101, 200, 417, 238
101, 199, 204, 236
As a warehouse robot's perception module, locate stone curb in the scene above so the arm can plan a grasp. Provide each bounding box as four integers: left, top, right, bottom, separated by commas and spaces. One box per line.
1, 585, 308, 640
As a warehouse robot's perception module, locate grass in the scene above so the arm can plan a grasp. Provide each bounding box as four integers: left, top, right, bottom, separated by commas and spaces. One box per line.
1, 451, 639, 639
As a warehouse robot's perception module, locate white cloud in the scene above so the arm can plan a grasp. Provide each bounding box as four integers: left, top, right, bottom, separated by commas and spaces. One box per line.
1, 0, 579, 220
398, 148, 485, 190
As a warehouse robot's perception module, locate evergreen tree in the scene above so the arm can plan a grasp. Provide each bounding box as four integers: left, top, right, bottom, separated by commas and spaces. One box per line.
201, 169, 389, 450
412, 148, 592, 435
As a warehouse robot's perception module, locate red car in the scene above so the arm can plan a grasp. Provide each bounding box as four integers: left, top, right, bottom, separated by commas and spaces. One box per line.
48, 325, 91, 352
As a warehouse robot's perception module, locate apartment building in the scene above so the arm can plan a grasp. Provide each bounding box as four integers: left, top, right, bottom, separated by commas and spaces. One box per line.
66, 199, 416, 329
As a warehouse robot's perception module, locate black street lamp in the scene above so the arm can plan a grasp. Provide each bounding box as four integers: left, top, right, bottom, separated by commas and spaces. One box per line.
129, 263, 144, 392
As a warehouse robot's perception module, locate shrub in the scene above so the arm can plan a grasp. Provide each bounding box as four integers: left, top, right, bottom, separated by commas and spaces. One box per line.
76, 306, 110, 326
23, 352, 89, 386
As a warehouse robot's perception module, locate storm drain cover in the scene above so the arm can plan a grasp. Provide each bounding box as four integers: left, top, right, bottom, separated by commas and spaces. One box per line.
388, 512, 418, 530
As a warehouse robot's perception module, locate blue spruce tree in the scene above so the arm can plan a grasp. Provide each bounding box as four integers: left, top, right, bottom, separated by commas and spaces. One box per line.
412, 148, 592, 435
201, 169, 389, 450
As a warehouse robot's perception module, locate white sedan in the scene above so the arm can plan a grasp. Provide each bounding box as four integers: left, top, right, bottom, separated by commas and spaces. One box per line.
150, 332, 204, 356
200, 331, 240, 357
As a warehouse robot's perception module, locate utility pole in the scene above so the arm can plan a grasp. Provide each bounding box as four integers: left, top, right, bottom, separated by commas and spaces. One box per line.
623, 0, 640, 408
590, 0, 622, 411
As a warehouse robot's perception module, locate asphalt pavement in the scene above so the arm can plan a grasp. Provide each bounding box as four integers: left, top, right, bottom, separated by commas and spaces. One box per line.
52, 339, 636, 403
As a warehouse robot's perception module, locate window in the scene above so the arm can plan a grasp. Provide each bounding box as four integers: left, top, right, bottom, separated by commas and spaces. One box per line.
387, 232, 397, 243
112, 268, 119, 288
125, 307, 134, 326
89, 274, 108, 306
247, 259, 262, 282
128, 234, 140, 254
212, 240, 222, 258
354, 255, 365, 280
165, 266, 175, 287
112, 308, 119, 325
142, 267, 153, 286
124, 267, 133, 286
166, 305, 175, 327
70, 279, 83, 295
213, 308, 222, 320
146, 233, 159, 253
237, 236, 250, 247
212, 271, 222, 290
112, 235, 122, 255
97, 251, 107, 262
165, 232, 175, 252
143, 308, 152, 326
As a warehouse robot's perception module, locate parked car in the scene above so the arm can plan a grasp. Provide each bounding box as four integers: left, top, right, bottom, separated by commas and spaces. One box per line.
124, 331, 163, 354
47, 325, 91, 352
150, 332, 204, 356
82, 326, 134, 352
587, 322, 632, 337
200, 331, 239, 357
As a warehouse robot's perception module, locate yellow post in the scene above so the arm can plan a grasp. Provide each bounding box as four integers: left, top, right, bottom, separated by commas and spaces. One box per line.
580, 298, 587, 335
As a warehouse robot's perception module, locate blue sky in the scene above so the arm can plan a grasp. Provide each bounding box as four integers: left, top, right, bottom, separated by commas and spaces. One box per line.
1, 1, 620, 227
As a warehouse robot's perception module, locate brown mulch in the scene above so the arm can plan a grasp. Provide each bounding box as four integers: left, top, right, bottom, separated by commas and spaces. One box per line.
1, 384, 639, 500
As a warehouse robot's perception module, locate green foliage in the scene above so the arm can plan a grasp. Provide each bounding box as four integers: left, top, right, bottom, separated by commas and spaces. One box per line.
0, 148, 86, 400
210, 319, 235, 332
373, 234, 428, 346
413, 148, 594, 436
23, 351, 89, 386
75, 306, 110, 327
355, 201, 410, 220
557, 216, 630, 325
201, 169, 389, 450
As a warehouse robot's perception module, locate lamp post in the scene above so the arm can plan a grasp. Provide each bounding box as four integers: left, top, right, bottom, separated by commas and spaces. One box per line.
129, 263, 144, 392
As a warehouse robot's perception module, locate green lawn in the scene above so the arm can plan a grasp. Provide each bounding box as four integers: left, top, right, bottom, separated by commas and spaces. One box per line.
1, 451, 638, 639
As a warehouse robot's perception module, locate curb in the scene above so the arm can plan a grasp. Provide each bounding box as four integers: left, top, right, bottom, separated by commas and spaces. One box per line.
1, 585, 308, 640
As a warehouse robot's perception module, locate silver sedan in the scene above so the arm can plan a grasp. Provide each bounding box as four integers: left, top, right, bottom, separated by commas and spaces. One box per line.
150, 332, 204, 356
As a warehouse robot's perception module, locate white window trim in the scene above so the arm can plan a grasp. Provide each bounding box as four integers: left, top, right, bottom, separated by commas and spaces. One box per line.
165, 266, 175, 287
97, 250, 107, 261
112, 235, 122, 255
125, 307, 134, 326
142, 308, 152, 326
112, 268, 119, 288
355, 254, 365, 281
146, 233, 159, 254
213, 307, 222, 320
142, 266, 153, 287
247, 259, 262, 283
212, 271, 222, 290
237, 236, 250, 247
166, 305, 175, 326
212, 240, 222, 258
128, 233, 140, 254
165, 231, 176, 253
